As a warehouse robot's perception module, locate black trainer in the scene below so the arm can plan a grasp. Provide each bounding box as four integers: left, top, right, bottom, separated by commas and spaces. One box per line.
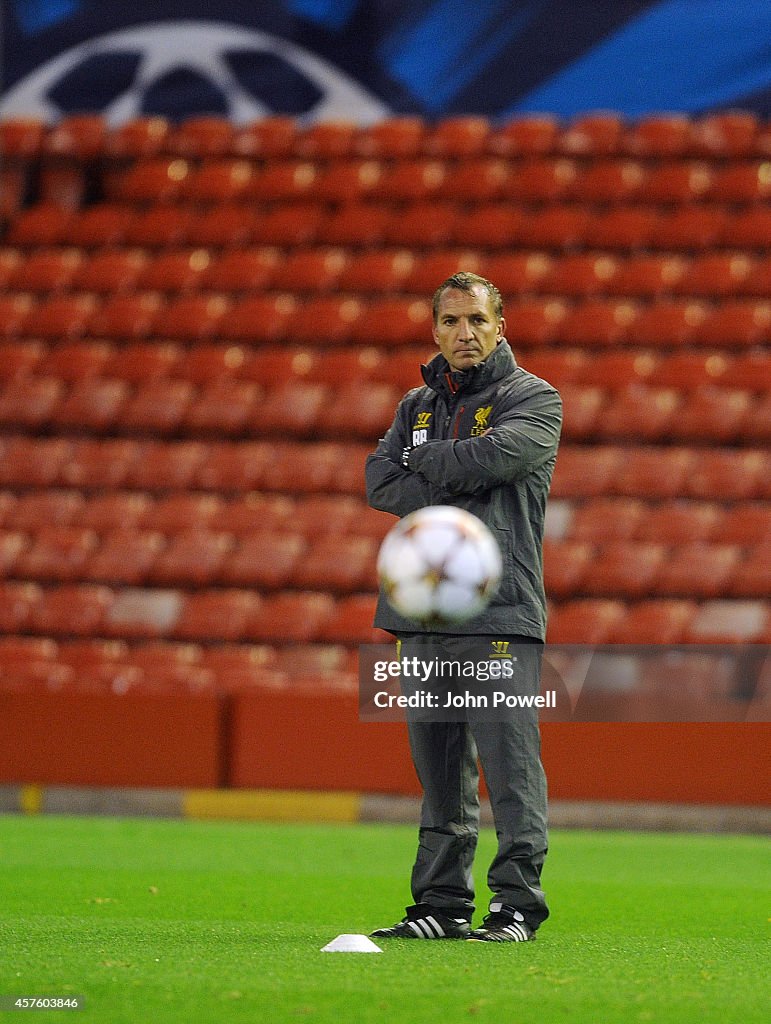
371, 903, 471, 940
467, 905, 535, 943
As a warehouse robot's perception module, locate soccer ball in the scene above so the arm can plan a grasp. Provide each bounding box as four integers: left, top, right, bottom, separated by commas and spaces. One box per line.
0, 21, 390, 125
377, 506, 502, 625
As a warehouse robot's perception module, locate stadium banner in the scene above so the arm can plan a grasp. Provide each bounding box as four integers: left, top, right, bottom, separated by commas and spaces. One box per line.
358, 643, 770, 722
1, 0, 770, 125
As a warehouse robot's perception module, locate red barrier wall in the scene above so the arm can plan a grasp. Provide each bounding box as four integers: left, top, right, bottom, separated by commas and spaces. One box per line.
0, 690, 224, 788
1, 687, 767, 806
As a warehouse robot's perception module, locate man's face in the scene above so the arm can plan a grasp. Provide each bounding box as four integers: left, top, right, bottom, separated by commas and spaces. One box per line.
432, 285, 504, 371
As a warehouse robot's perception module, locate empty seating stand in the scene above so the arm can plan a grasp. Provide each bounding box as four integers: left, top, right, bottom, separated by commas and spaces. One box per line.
0, 109, 768, 693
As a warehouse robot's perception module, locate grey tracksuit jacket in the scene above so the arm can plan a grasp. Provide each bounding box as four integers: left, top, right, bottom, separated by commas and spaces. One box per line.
365, 339, 562, 639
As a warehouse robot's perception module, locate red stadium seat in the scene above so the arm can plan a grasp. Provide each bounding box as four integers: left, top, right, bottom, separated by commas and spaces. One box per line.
649, 351, 729, 390
315, 203, 392, 246
135, 249, 212, 292
508, 158, 579, 202
87, 528, 165, 585
219, 294, 298, 343
44, 341, 117, 388
89, 293, 164, 340
200, 248, 280, 292
558, 113, 626, 156
440, 158, 512, 202
0, 376, 63, 428
550, 446, 623, 499
180, 343, 249, 384
185, 380, 261, 435
194, 442, 273, 492
249, 381, 328, 437
247, 160, 319, 201
126, 441, 209, 490
546, 599, 627, 643
0, 580, 43, 631
5, 204, 73, 246
656, 543, 742, 598
0, 529, 29, 575
582, 207, 661, 249
613, 448, 697, 499
606, 254, 688, 297
489, 115, 558, 156
690, 110, 759, 157
246, 591, 335, 643
182, 160, 255, 203
336, 250, 416, 293
403, 250, 485, 294
555, 298, 638, 347
673, 253, 754, 297
80, 493, 153, 533
55, 378, 130, 431
21, 294, 98, 339
173, 589, 261, 642
185, 204, 261, 247
7, 248, 83, 292
569, 160, 646, 203
118, 381, 195, 434
259, 442, 344, 494
539, 252, 618, 297
59, 438, 141, 489
165, 116, 235, 158
220, 531, 306, 588
319, 593, 383, 644
458, 204, 528, 249
668, 387, 753, 443
288, 296, 364, 346
559, 386, 606, 440
16, 526, 98, 582
570, 498, 648, 542
0, 116, 46, 158
350, 297, 431, 346
635, 501, 721, 544
0, 436, 73, 487
354, 117, 426, 159
0, 339, 44, 380
5, 489, 83, 531
694, 301, 771, 349
686, 449, 768, 501
294, 120, 358, 159
719, 206, 771, 249
542, 540, 594, 599
269, 248, 348, 293
318, 381, 400, 438
649, 206, 730, 250
628, 300, 710, 347
105, 342, 181, 384
599, 385, 681, 441
106, 116, 170, 159
0, 294, 34, 338
72, 250, 148, 293
478, 252, 553, 295
576, 350, 657, 391
583, 541, 667, 598
143, 493, 222, 533
231, 117, 298, 159
425, 116, 491, 157
148, 529, 234, 586
123, 206, 197, 248
152, 294, 230, 340
623, 114, 693, 157
31, 584, 114, 636
313, 160, 384, 202
215, 493, 294, 535
494, 297, 568, 347
635, 161, 712, 203
714, 504, 770, 546
372, 159, 447, 200
381, 202, 458, 247
612, 600, 698, 643
707, 162, 771, 203
107, 158, 191, 202
728, 543, 771, 599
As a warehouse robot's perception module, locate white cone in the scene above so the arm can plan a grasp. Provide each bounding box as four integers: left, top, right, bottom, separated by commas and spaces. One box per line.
321, 933, 383, 953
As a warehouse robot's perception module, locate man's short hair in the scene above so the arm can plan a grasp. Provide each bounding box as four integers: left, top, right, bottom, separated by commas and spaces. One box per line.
432, 272, 504, 324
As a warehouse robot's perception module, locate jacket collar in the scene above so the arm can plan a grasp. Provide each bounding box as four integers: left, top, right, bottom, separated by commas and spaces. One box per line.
421, 338, 517, 397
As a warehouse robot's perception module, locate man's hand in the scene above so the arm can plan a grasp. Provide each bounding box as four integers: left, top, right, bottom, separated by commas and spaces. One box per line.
401, 446, 412, 469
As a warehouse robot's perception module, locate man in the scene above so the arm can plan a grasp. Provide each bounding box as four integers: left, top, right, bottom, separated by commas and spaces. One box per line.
365, 272, 562, 942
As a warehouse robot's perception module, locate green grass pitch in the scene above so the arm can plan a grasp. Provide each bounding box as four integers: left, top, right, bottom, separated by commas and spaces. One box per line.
0, 815, 767, 1023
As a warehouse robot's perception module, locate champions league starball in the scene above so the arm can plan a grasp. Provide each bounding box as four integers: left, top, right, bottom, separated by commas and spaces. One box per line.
377, 506, 503, 626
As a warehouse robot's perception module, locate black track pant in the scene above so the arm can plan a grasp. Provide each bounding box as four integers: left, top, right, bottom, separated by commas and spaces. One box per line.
399, 634, 549, 930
